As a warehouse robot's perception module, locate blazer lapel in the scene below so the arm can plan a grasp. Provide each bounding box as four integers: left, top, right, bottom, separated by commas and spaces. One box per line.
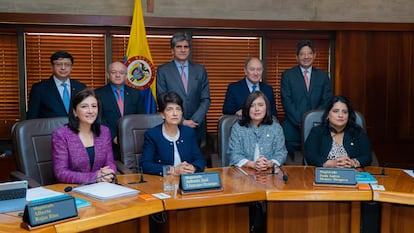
47, 77, 66, 111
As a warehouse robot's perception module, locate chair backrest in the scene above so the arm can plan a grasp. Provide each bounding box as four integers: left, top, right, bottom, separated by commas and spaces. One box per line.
217, 115, 239, 167
302, 110, 365, 145
12, 117, 68, 186
118, 114, 164, 171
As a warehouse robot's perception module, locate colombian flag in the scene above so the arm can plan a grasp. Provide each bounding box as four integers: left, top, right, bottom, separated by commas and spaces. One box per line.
124, 0, 156, 113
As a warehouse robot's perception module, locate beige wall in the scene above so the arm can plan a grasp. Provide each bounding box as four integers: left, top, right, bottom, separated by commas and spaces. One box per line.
0, 0, 413, 23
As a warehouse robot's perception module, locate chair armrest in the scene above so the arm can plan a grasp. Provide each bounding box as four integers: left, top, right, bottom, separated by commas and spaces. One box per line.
10, 171, 41, 188
116, 160, 133, 174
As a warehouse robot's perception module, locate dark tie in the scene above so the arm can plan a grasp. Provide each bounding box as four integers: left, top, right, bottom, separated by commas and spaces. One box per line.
252, 85, 257, 92
61, 83, 70, 113
116, 89, 124, 116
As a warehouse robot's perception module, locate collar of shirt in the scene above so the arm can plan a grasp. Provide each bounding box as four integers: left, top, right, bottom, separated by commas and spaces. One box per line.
53, 76, 71, 97
110, 84, 125, 99
174, 60, 189, 76
245, 77, 260, 92
300, 66, 313, 80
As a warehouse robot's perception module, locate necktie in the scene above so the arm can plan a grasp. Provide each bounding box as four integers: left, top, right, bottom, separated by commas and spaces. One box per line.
180, 65, 188, 93
61, 83, 70, 113
116, 89, 124, 116
252, 85, 257, 92
304, 69, 310, 91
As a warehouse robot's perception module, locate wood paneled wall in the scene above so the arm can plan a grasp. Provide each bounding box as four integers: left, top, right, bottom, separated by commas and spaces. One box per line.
335, 31, 414, 166
1, 13, 413, 167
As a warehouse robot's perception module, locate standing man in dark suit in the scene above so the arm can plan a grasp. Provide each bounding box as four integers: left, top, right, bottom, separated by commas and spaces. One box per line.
281, 40, 332, 159
26, 51, 86, 119
223, 57, 277, 117
95, 61, 145, 160
156, 32, 210, 146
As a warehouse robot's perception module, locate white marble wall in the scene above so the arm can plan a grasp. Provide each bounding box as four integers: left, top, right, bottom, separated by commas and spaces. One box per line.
0, 0, 413, 23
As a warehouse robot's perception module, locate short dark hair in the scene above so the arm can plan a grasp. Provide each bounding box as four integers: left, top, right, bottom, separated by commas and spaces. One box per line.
68, 88, 101, 136
321, 95, 362, 136
170, 32, 192, 49
157, 91, 184, 113
50, 51, 74, 65
239, 91, 273, 127
296, 40, 315, 55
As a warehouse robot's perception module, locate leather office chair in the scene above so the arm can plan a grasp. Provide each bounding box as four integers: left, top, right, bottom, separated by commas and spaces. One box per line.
302, 110, 378, 166
117, 114, 164, 172
217, 115, 239, 167
10, 117, 68, 187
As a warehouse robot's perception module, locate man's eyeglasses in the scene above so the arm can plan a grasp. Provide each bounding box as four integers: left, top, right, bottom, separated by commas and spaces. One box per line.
53, 62, 72, 67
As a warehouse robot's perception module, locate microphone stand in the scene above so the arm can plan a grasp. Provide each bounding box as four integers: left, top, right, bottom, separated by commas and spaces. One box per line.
128, 167, 147, 184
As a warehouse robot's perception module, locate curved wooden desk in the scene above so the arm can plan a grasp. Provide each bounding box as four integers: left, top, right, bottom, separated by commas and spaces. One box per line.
364, 166, 414, 233
2, 166, 412, 233
0, 183, 164, 233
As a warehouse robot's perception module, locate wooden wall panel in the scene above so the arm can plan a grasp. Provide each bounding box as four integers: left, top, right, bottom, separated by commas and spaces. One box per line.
335, 31, 414, 165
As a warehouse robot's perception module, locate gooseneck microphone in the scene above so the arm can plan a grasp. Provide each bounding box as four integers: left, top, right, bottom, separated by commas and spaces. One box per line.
64, 173, 117, 192
272, 165, 288, 183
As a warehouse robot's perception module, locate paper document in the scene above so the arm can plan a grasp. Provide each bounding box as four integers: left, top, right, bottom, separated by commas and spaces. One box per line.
26, 187, 63, 201
74, 182, 139, 200
403, 169, 414, 178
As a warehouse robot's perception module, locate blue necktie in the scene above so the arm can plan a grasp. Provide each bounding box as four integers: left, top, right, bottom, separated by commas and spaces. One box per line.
252, 85, 257, 92
61, 83, 70, 113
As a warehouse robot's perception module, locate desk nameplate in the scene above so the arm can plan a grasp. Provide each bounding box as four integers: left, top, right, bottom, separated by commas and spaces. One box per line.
21, 195, 78, 230
315, 167, 357, 186
180, 172, 223, 194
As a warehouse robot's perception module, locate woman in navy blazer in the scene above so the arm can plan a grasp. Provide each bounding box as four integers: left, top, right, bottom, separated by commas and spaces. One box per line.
304, 96, 372, 167
52, 88, 116, 184
141, 91, 206, 176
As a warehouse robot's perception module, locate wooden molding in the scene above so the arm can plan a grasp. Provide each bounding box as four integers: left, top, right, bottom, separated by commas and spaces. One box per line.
147, 0, 154, 13
1, 13, 414, 31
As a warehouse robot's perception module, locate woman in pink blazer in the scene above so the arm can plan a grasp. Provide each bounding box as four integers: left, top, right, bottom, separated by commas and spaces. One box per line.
52, 88, 116, 184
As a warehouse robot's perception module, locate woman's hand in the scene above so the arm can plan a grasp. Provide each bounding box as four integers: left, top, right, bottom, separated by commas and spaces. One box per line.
254, 156, 273, 171
175, 161, 196, 175
97, 166, 115, 182
336, 156, 354, 168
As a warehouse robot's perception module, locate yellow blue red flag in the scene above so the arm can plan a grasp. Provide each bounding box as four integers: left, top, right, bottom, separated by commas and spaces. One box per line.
124, 0, 156, 113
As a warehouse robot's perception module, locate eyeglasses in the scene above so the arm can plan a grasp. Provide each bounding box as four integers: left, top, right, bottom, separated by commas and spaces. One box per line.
54, 62, 72, 67
298, 52, 314, 57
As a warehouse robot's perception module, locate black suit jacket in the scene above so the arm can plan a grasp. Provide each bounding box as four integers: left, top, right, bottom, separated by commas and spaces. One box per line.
222, 78, 277, 117
304, 125, 372, 167
26, 76, 86, 119
95, 84, 145, 139
281, 66, 332, 143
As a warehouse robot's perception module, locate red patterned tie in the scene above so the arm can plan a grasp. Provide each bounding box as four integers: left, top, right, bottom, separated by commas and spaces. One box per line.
116, 89, 124, 116
304, 69, 310, 91
181, 65, 187, 93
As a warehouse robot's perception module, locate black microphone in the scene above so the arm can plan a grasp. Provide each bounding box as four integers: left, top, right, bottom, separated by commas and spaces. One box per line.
272, 165, 288, 183
0, 150, 12, 158
64, 173, 117, 192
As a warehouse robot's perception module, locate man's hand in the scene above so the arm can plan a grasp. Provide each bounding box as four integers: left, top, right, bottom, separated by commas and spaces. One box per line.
183, 120, 199, 128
